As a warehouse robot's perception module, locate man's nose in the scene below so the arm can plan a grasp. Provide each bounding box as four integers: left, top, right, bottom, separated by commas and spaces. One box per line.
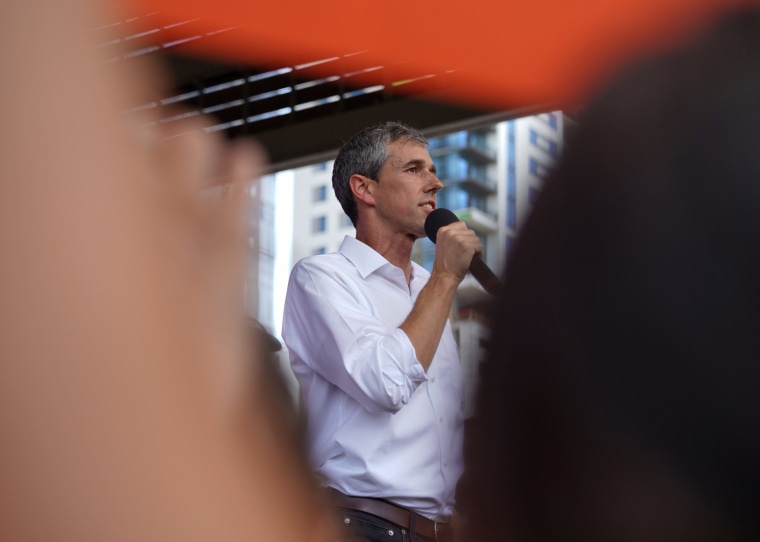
427, 174, 444, 192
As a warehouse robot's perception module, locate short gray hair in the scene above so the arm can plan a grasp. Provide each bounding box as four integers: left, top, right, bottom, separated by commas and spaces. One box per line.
332, 121, 428, 227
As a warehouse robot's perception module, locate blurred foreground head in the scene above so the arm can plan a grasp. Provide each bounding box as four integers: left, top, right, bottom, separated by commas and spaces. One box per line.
469, 7, 760, 542
0, 1, 337, 540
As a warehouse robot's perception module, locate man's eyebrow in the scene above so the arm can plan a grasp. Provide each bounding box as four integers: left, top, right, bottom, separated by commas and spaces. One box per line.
401, 158, 437, 173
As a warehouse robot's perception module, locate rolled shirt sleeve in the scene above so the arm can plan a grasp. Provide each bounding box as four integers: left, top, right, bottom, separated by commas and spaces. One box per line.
284, 252, 427, 413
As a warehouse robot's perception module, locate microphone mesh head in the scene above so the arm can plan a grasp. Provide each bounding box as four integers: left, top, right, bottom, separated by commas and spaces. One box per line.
424, 208, 459, 243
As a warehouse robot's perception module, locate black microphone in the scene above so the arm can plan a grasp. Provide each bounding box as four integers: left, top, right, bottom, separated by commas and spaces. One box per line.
424, 208, 501, 297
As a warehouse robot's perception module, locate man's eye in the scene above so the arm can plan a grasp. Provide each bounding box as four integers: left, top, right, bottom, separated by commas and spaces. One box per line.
407, 167, 417, 173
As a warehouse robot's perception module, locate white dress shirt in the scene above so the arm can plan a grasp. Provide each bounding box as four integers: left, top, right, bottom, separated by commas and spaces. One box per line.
282, 235, 465, 520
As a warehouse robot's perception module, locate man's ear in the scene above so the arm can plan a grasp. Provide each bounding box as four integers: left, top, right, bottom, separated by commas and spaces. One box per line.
350, 174, 375, 206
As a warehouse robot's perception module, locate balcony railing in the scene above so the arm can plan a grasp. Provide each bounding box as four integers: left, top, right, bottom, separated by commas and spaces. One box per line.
429, 131, 496, 162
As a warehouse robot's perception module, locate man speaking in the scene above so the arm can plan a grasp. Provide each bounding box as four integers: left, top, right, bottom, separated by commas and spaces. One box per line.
282, 121, 481, 542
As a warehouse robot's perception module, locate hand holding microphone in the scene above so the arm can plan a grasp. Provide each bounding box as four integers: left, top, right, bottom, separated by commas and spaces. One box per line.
424, 208, 501, 297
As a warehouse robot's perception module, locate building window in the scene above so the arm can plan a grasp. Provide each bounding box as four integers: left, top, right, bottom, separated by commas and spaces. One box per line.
313, 246, 327, 255
312, 215, 327, 233
529, 129, 559, 158
529, 157, 551, 179
313, 184, 327, 202
437, 185, 487, 214
313, 161, 329, 171
537, 112, 558, 130
339, 213, 354, 229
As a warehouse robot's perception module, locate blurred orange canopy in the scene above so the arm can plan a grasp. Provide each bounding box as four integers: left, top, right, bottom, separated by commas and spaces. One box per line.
125, 0, 753, 110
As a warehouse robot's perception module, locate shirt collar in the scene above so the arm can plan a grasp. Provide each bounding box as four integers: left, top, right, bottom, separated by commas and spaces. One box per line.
339, 235, 430, 282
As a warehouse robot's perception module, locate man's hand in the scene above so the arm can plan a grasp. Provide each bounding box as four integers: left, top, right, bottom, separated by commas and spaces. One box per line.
431, 221, 483, 283
400, 221, 482, 370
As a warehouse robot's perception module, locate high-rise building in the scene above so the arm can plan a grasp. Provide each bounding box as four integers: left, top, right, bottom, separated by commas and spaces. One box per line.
291, 162, 356, 259
428, 111, 565, 415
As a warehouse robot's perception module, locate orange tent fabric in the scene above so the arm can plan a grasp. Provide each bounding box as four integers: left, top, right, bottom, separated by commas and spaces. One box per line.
124, 0, 755, 110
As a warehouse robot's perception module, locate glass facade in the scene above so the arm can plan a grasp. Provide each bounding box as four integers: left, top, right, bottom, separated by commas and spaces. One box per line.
428, 129, 490, 155
437, 185, 488, 214
429, 128, 497, 216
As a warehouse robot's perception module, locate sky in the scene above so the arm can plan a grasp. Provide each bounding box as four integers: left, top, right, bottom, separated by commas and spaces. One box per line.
271, 169, 294, 341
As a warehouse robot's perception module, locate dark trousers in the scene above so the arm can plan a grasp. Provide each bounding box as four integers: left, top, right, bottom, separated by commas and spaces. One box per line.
337, 507, 426, 542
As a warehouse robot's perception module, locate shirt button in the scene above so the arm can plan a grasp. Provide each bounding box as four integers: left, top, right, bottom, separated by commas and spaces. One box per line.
431, 376, 436, 383
439, 417, 444, 423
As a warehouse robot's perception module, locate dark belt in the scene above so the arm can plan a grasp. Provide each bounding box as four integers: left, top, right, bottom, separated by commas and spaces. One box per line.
326, 488, 453, 542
